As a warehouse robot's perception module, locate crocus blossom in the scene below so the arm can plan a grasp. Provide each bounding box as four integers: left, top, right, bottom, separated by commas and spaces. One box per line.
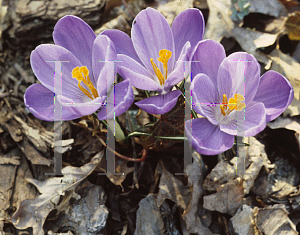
185, 40, 294, 155
24, 15, 133, 121
101, 7, 205, 114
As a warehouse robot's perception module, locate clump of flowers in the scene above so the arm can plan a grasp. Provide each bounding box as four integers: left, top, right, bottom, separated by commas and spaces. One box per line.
24, 9, 294, 157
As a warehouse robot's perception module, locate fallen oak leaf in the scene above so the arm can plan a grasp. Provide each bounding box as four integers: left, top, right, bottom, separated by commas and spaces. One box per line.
11, 150, 104, 235
203, 178, 244, 216
183, 152, 212, 234
156, 161, 191, 210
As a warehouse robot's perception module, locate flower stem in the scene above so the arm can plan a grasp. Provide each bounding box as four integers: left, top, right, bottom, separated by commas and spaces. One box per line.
100, 119, 107, 128
175, 85, 198, 119
178, 78, 185, 91
144, 90, 150, 98
97, 135, 147, 162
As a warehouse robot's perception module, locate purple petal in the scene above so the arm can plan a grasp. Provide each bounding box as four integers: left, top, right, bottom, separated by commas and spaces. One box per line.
191, 73, 219, 125
101, 29, 142, 64
164, 41, 191, 89
253, 71, 294, 122
172, 8, 205, 61
97, 80, 134, 120
220, 101, 266, 137
185, 118, 234, 155
192, 40, 226, 89
58, 95, 106, 120
93, 34, 117, 94
135, 90, 181, 114
217, 52, 260, 105
53, 15, 96, 72
132, 7, 175, 75
24, 84, 104, 121
117, 54, 162, 92
25, 84, 56, 121
30, 44, 88, 102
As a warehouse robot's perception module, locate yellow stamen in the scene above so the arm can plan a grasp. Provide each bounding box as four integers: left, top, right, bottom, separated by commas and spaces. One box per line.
150, 58, 165, 85
72, 66, 99, 100
150, 49, 172, 86
77, 81, 94, 100
220, 93, 245, 116
220, 106, 226, 116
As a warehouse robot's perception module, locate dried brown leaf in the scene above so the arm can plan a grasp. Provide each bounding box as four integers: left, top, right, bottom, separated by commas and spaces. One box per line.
256, 204, 298, 234
14, 115, 53, 154
183, 152, 212, 234
268, 117, 300, 133
157, 0, 193, 25
203, 178, 244, 215
135, 194, 165, 235
249, 0, 287, 17
54, 183, 108, 234
135, 109, 150, 127
285, 11, 300, 40
268, 158, 299, 198
205, 0, 283, 65
11, 153, 38, 213
230, 205, 260, 235
156, 161, 190, 210
203, 160, 236, 192
0, 149, 20, 165
19, 140, 52, 166
0, 160, 18, 211
107, 160, 134, 186
11, 151, 104, 235
269, 48, 300, 116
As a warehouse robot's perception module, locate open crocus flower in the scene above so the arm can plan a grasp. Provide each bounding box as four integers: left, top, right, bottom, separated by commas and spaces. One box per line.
101, 7, 204, 114
24, 15, 133, 121
185, 40, 294, 155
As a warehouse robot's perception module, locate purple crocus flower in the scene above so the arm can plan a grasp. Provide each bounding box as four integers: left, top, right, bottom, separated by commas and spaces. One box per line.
185, 40, 294, 155
101, 7, 205, 114
24, 15, 133, 121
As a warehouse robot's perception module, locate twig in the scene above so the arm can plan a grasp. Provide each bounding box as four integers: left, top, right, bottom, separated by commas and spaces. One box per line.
7, 73, 20, 96
0, 92, 9, 99
122, 0, 136, 19
96, 135, 148, 162
126, 110, 139, 189
14, 63, 34, 83
150, 113, 161, 119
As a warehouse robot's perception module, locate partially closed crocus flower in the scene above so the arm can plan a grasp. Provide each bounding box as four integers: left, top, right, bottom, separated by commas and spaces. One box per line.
185, 40, 294, 155
101, 7, 205, 114
24, 15, 133, 121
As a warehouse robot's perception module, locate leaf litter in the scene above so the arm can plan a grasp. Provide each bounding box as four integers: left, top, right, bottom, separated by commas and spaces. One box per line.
11, 151, 105, 234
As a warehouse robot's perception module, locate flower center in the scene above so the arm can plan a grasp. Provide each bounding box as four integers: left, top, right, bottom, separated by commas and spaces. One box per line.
150, 49, 172, 86
220, 93, 245, 116
72, 66, 99, 100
